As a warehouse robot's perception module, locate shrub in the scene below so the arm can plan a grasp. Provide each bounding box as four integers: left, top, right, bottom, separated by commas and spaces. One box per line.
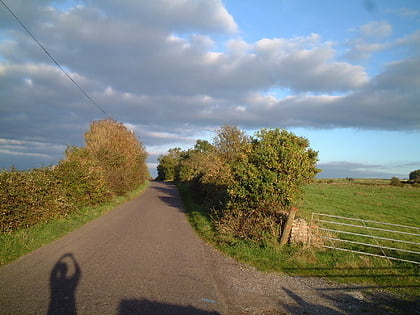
158, 127, 319, 245
228, 129, 319, 213
1, 119, 148, 233
54, 146, 112, 208
409, 169, 420, 183
217, 208, 287, 245
180, 151, 232, 209
156, 148, 182, 181
219, 129, 319, 243
0, 168, 74, 232
390, 177, 402, 186
85, 119, 148, 195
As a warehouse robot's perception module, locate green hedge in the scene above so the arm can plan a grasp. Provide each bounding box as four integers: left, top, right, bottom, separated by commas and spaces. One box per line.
0, 168, 75, 232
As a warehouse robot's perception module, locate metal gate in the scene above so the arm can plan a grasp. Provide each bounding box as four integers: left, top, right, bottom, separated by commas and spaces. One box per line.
310, 213, 420, 265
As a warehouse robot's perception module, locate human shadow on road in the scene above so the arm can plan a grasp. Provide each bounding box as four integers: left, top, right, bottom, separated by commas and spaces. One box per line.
48, 253, 81, 315
119, 299, 220, 315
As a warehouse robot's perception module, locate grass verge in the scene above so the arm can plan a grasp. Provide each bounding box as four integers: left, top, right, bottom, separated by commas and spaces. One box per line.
0, 181, 149, 266
177, 181, 419, 298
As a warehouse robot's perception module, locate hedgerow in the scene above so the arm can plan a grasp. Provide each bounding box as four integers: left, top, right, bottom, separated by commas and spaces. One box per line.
1, 119, 148, 233
1, 167, 74, 232
157, 126, 319, 245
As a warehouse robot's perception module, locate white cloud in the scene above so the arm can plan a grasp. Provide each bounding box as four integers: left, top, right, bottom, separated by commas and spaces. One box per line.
387, 8, 420, 18
360, 21, 392, 39
0, 149, 50, 158
345, 21, 394, 61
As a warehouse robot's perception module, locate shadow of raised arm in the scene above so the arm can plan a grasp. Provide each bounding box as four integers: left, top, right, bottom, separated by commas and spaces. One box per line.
48, 253, 81, 315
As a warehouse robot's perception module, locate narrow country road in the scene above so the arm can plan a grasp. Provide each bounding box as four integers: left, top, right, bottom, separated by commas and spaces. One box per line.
0, 182, 417, 314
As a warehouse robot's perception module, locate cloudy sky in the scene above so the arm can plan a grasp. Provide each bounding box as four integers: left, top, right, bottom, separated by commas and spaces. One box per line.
1, 0, 419, 179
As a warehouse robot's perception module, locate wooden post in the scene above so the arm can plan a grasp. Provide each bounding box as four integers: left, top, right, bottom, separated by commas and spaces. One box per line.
279, 206, 298, 246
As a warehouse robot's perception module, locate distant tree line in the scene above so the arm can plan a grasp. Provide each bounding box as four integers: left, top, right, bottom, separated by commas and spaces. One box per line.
391, 169, 420, 186
1, 119, 148, 232
157, 126, 319, 245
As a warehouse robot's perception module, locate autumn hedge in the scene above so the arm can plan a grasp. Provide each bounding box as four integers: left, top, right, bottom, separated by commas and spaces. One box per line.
1, 119, 148, 233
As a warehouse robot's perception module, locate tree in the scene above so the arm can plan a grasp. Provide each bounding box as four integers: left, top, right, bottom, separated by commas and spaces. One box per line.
156, 148, 182, 181
84, 119, 148, 194
194, 139, 214, 153
229, 128, 320, 212
223, 129, 320, 244
409, 169, 420, 182
213, 125, 250, 164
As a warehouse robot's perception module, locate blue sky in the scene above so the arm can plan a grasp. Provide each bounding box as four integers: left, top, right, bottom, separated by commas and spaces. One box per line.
0, 0, 419, 179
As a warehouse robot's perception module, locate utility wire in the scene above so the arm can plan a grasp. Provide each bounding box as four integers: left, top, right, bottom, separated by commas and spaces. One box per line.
0, 0, 112, 119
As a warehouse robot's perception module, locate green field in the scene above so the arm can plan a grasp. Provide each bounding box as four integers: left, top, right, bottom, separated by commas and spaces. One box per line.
299, 179, 419, 226
180, 180, 420, 299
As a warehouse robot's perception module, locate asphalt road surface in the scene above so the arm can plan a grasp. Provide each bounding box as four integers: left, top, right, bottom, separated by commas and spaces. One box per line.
0, 182, 418, 314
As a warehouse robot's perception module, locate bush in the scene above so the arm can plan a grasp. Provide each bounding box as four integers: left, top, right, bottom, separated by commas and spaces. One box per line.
85, 119, 148, 195
54, 146, 112, 208
217, 208, 287, 245
409, 169, 420, 183
157, 148, 182, 181
0, 168, 74, 232
390, 177, 402, 186
158, 126, 319, 245
228, 129, 319, 213
1, 119, 148, 233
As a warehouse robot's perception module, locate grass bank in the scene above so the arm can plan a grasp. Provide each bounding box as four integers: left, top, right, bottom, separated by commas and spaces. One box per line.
178, 180, 420, 298
0, 182, 149, 266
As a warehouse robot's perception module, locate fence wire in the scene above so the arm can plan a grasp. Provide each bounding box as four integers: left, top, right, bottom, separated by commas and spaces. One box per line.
310, 213, 420, 265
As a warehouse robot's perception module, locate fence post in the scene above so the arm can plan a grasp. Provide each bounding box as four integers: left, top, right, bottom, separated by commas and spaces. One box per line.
280, 206, 298, 246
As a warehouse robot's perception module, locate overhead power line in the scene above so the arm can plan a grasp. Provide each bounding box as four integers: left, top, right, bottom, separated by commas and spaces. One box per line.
0, 0, 112, 119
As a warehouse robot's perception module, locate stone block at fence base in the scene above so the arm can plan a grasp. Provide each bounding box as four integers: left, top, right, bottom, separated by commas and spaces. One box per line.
290, 218, 310, 245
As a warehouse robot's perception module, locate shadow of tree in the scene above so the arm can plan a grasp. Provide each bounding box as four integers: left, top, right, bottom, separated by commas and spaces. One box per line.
119, 299, 220, 315
153, 182, 186, 212
279, 287, 420, 315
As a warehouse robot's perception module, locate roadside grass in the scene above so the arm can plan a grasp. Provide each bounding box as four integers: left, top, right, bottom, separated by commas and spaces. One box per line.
178, 180, 420, 298
0, 182, 149, 266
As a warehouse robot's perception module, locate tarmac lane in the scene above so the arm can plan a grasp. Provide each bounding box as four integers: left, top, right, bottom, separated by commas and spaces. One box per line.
0, 182, 225, 314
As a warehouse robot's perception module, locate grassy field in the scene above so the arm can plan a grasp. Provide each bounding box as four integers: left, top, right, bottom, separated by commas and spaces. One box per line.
0, 182, 149, 266
179, 179, 420, 299
298, 179, 419, 225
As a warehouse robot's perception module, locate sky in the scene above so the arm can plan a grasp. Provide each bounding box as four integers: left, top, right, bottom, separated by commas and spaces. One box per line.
0, 0, 419, 179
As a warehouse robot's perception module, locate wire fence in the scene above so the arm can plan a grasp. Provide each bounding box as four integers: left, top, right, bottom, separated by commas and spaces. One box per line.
309, 213, 420, 265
